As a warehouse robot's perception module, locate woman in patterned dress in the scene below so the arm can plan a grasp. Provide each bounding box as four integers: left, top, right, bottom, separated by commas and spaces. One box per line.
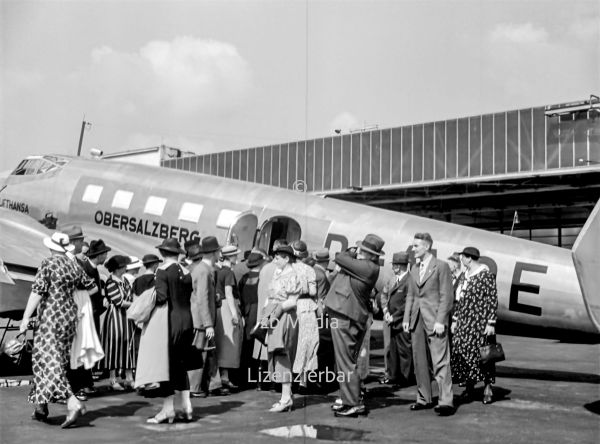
19, 232, 96, 428
263, 243, 301, 413
100, 255, 136, 390
450, 246, 498, 405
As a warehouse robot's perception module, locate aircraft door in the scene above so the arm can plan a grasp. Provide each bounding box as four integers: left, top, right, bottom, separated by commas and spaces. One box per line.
256, 216, 302, 255
226, 212, 258, 253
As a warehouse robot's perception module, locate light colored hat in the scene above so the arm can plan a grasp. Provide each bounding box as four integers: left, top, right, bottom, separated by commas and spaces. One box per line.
221, 245, 241, 257
126, 256, 142, 270
43, 232, 75, 253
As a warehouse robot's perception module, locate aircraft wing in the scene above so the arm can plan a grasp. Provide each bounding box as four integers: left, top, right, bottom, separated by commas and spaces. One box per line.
0, 209, 52, 316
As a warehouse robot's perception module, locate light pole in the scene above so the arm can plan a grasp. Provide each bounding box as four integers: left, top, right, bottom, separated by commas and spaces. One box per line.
77, 119, 92, 156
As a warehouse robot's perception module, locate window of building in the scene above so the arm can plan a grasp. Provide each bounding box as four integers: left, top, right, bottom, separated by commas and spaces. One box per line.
112, 190, 134, 210
82, 185, 103, 204
144, 196, 167, 216
179, 202, 204, 223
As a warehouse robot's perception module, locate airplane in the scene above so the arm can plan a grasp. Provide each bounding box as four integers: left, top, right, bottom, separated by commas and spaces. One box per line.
0, 153, 598, 339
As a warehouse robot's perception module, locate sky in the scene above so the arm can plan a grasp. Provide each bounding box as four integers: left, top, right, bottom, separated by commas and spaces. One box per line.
1, 0, 599, 171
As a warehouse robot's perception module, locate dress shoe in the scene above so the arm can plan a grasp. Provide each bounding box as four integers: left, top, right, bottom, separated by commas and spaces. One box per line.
221, 380, 239, 391
61, 405, 87, 428
175, 407, 193, 422
434, 405, 456, 416
31, 404, 48, 421
330, 398, 344, 412
75, 390, 88, 402
410, 402, 434, 411
268, 398, 294, 413
110, 380, 125, 391
378, 376, 391, 385
190, 392, 204, 398
334, 404, 368, 418
146, 411, 175, 424
83, 386, 97, 395
483, 384, 493, 404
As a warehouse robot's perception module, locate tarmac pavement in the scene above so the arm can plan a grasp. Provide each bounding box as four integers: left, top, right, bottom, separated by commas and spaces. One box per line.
0, 333, 598, 444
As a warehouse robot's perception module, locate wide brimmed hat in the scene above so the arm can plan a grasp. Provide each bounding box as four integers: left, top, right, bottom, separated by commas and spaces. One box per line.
221, 245, 241, 257
246, 252, 266, 268
273, 244, 294, 257
105, 255, 129, 273
142, 254, 162, 266
291, 240, 309, 259
459, 246, 480, 260
313, 248, 330, 264
357, 233, 385, 256
392, 251, 409, 265
43, 232, 75, 253
156, 238, 185, 255
199, 236, 222, 254
62, 225, 84, 241
87, 239, 111, 258
126, 256, 142, 270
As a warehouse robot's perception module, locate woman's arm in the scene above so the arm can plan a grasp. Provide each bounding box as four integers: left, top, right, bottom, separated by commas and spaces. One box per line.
19, 292, 42, 333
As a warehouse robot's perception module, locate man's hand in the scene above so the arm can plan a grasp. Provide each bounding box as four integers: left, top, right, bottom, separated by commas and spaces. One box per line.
384, 312, 393, 325
205, 327, 215, 340
402, 321, 410, 333
433, 322, 445, 336
484, 325, 495, 336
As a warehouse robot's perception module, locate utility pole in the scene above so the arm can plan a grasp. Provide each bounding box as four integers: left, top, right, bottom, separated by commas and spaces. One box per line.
77, 118, 92, 156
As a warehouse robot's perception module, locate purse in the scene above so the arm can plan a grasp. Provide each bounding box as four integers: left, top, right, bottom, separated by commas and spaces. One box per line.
480, 336, 505, 364
2, 332, 28, 365
250, 322, 268, 346
126, 287, 156, 325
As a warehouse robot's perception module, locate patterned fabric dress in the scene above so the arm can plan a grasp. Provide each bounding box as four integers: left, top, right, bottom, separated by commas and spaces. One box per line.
100, 275, 136, 371
29, 254, 94, 404
292, 262, 319, 376
451, 268, 498, 384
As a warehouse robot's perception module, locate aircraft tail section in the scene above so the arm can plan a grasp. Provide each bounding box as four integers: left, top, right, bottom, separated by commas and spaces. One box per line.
572, 199, 600, 334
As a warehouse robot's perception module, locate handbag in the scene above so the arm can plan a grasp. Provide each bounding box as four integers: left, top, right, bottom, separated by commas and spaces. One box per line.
126, 287, 156, 325
2, 332, 29, 365
192, 329, 216, 351
250, 322, 268, 345
480, 336, 505, 364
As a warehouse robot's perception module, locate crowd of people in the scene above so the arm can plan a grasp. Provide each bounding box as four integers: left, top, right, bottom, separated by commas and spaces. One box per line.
19, 225, 499, 426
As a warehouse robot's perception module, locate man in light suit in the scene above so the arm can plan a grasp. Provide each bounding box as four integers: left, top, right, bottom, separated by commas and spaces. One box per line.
403, 232, 455, 416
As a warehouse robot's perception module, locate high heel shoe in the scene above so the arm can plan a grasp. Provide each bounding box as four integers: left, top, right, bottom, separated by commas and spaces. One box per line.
482, 384, 493, 405
61, 405, 87, 428
110, 379, 125, 391
175, 407, 193, 422
146, 411, 175, 424
269, 398, 294, 413
31, 403, 49, 421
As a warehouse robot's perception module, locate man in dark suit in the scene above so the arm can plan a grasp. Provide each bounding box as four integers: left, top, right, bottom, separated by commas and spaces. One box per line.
325, 234, 384, 417
403, 232, 455, 416
381, 251, 413, 387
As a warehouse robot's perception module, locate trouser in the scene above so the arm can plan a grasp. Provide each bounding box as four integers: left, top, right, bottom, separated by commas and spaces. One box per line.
412, 314, 453, 407
382, 321, 391, 378
188, 349, 221, 393
387, 329, 412, 383
329, 314, 366, 407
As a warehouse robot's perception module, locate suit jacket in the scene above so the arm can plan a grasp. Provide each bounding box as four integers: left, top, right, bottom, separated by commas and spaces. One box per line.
189, 260, 217, 330
384, 272, 412, 330
403, 256, 453, 331
313, 264, 330, 302
325, 252, 379, 325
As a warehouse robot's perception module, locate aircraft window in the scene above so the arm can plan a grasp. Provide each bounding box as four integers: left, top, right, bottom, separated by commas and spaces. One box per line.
144, 196, 167, 216
11, 156, 68, 176
179, 202, 204, 223
82, 185, 103, 203
216, 209, 242, 229
112, 190, 134, 210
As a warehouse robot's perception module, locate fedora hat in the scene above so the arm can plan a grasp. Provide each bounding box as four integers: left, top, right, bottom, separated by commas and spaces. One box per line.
43, 232, 75, 253
291, 240, 309, 259
62, 225, 84, 241
357, 233, 385, 256
459, 246, 480, 260
199, 236, 222, 254
87, 239, 111, 258
126, 256, 142, 270
142, 254, 162, 266
186, 244, 203, 261
221, 245, 241, 257
156, 238, 185, 255
313, 248, 330, 264
392, 251, 409, 265
246, 251, 265, 268
105, 255, 129, 273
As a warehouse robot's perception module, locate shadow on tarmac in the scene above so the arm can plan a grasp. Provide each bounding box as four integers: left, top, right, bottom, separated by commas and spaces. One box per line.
496, 366, 600, 383
583, 400, 600, 415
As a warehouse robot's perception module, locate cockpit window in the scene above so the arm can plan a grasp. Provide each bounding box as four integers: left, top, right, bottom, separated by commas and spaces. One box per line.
11, 156, 69, 176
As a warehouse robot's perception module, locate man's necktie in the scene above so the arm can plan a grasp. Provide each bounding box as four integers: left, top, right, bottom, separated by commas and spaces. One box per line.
419, 262, 426, 282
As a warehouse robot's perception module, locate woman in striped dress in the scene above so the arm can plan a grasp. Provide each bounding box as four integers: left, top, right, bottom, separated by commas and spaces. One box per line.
101, 255, 136, 390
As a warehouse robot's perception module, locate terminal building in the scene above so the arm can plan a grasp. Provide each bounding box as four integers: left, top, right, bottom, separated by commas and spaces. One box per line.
160, 97, 600, 249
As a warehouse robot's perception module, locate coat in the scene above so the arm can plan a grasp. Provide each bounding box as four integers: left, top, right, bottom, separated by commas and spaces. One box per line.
403, 256, 453, 331
189, 260, 217, 330
383, 272, 412, 331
